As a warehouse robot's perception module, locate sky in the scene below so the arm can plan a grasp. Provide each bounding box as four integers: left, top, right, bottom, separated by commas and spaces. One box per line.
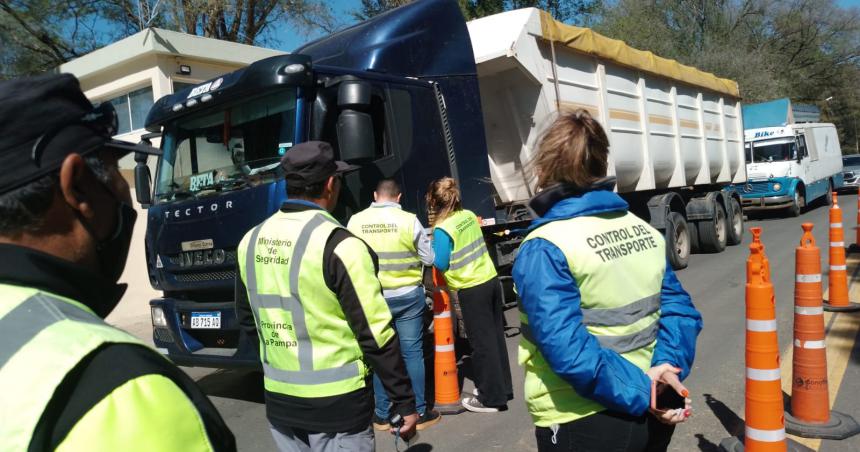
272, 0, 860, 52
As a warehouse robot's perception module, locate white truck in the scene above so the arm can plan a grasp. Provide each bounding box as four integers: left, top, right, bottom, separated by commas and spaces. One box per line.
739, 99, 844, 215
468, 8, 747, 269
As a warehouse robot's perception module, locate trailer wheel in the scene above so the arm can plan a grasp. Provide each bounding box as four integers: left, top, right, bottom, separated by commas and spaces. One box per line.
665, 212, 690, 270
726, 198, 744, 246
698, 200, 727, 253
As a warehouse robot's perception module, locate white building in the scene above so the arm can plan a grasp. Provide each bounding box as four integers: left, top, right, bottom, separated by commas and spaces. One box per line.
60, 27, 284, 173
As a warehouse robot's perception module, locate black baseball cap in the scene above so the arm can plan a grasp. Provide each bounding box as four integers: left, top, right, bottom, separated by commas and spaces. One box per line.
0, 73, 161, 194
281, 141, 359, 188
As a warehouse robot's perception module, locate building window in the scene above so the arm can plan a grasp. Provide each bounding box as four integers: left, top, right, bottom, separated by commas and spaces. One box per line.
108, 86, 153, 134
173, 81, 195, 94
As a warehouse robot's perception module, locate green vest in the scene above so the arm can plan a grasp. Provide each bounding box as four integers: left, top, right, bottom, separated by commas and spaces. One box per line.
347, 204, 422, 290
517, 212, 665, 427
0, 284, 212, 451
238, 209, 381, 398
435, 209, 497, 289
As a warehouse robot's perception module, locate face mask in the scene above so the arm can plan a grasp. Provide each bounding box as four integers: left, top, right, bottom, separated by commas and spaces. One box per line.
77, 175, 138, 283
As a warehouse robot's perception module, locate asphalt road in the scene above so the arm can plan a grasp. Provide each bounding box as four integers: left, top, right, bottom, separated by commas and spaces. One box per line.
111, 193, 860, 452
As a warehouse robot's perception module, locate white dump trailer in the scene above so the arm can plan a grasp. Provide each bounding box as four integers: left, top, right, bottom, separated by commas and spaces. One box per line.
468, 8, 747, 269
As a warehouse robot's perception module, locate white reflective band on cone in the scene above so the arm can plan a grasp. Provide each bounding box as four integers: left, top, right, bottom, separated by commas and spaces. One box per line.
747, 319, 778, 332
831, 265, 847, 271
795, 306, 824, 315
831, 241, 845, 247
434, 311, 451, 319
436, 344, 455, 352
831, 223, 843, 228
745, 426, 786, 442
795, 339, 826, 349
796, 274, 822, 283
746, 367, 781, 381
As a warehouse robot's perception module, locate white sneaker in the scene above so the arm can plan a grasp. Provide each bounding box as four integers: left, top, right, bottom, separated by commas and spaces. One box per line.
461, 397, 500, 413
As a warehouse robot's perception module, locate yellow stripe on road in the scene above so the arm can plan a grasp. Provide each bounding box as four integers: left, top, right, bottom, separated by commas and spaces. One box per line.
779, 253, 860, 450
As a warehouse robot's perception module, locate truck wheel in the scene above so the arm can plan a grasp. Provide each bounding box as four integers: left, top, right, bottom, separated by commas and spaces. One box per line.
698, 201, 727, 253
788, 190, 804, 217
665, 212, 690, 270
689, 218, 701, 254
726, 198, 744, 246
825, 181, 833, 206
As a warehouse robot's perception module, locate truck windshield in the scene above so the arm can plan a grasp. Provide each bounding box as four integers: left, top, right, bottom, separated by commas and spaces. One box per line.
748, 139, 797, 163
155, 89, 297, 200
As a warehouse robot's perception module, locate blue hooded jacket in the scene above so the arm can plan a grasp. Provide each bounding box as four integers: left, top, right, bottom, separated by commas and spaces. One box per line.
512, 188, 703, 416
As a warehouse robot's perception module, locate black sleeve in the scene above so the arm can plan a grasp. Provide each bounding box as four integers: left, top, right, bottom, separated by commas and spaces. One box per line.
323, 229, 417, 418
31, 343, 236, 452
235, 267, 257, 338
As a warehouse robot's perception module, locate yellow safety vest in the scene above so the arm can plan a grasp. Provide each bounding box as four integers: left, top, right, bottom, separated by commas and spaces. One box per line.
347, 205, 423, 290
435, 209, 497, 289
237, 209, 394, 399
0, 284, 214, 452
517, 212, 665, 427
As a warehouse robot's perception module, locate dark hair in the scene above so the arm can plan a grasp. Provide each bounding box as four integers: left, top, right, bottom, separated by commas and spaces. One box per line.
286, 180, 328, 199
376, 179, 400, 198
532, 109, 610, 189
425, 177, 461, 226
0, 154, 111, 236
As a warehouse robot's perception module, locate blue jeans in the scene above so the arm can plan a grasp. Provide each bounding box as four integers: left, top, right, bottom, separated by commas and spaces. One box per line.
373, 286, 427, 418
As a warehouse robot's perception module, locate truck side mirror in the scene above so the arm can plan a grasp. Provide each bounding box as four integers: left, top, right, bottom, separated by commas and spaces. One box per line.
336, 81, 375, 162
134, 152, 152, 208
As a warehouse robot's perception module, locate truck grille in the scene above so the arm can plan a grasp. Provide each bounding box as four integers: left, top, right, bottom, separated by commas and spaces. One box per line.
742, 182, 772, 195
174, 270, 236, 283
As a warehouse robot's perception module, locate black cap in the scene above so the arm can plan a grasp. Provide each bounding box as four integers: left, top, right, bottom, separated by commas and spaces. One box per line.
281, 141, 359, 188
0, 73, 161, 194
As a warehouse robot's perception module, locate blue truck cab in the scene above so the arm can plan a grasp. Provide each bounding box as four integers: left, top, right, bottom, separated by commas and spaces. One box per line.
737, 99, 844, 216
135, 0, 503, 367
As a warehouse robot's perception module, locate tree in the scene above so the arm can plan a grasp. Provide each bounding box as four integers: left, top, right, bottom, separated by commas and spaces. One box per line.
353, 0, 601, 24
0, 0, 341, 78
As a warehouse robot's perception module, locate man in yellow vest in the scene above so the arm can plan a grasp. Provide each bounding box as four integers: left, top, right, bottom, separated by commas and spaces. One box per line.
0, 74, 235, 451
235, 142, 418, 451
347, 179, 439, 431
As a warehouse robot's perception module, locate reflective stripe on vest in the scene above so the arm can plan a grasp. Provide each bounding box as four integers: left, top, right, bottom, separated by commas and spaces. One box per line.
347, 206, 422, 289
436, 210, 497, 289
244, 213, 360, 386
0, 287, 144, 450
516, 211, 665, 427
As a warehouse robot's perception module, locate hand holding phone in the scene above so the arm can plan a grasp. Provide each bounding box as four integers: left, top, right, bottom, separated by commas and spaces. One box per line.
649, 372, 692, 425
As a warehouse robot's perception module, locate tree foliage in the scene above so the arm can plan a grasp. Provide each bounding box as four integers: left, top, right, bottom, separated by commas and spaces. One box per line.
0, 0, 340, 78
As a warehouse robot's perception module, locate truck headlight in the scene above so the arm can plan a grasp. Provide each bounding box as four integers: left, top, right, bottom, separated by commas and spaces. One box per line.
773, 183, 782, 191
151, 307, 168, 327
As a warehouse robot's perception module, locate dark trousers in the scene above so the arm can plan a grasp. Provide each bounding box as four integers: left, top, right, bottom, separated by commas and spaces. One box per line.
457, 277, 513, 407
535, 410, 675, 452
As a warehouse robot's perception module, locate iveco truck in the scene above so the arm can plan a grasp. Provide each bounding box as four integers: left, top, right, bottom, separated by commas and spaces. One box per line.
137, 0, 745, 367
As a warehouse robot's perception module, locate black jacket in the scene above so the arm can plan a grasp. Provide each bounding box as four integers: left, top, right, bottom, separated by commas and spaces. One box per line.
0, 243, 236, 451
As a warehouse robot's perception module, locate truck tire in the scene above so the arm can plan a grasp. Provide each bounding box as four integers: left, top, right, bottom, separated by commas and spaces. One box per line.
698, 200, 727, 253
788, 190, 804, 217
726, 198, 744, 246
689, 219, 700, 254
665, 212, 690, 270
825, 181, 833, 206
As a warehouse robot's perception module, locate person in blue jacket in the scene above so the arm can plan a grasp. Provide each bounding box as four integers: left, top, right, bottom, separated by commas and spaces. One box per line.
513, 109, 703, 451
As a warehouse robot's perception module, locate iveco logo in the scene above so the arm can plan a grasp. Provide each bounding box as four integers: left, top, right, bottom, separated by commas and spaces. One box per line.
165, 201, 234, 219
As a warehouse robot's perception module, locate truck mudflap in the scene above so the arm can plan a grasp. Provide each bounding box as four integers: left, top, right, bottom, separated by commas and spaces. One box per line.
150, 298, 260, 369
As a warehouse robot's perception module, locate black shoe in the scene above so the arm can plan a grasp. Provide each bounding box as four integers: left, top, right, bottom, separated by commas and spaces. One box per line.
417, 409, 441, 431
372, 414, 390, 431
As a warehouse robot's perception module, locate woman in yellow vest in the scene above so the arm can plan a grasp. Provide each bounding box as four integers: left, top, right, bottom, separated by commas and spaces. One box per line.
513, 110, 703, 451
426, 177, 513, 413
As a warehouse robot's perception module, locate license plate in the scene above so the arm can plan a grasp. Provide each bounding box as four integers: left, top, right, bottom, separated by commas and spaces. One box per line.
190, 311, 221, 329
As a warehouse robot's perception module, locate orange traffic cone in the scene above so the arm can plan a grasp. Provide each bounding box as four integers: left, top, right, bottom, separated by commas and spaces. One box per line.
722, 228, 787, 452
432, 268, 465, 414
784, 224, 860, 439
823, 192, 860, 312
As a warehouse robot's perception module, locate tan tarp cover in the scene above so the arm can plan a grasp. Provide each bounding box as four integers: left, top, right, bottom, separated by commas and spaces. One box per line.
539, 10, 740, 98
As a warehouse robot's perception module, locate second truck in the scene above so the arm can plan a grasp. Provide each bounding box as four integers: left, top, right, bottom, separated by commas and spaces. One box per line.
135, 0, 746, 367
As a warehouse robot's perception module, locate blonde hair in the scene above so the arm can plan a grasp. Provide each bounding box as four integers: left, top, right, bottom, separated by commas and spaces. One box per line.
532, 109, 610, 190
425, 177, 462, 226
